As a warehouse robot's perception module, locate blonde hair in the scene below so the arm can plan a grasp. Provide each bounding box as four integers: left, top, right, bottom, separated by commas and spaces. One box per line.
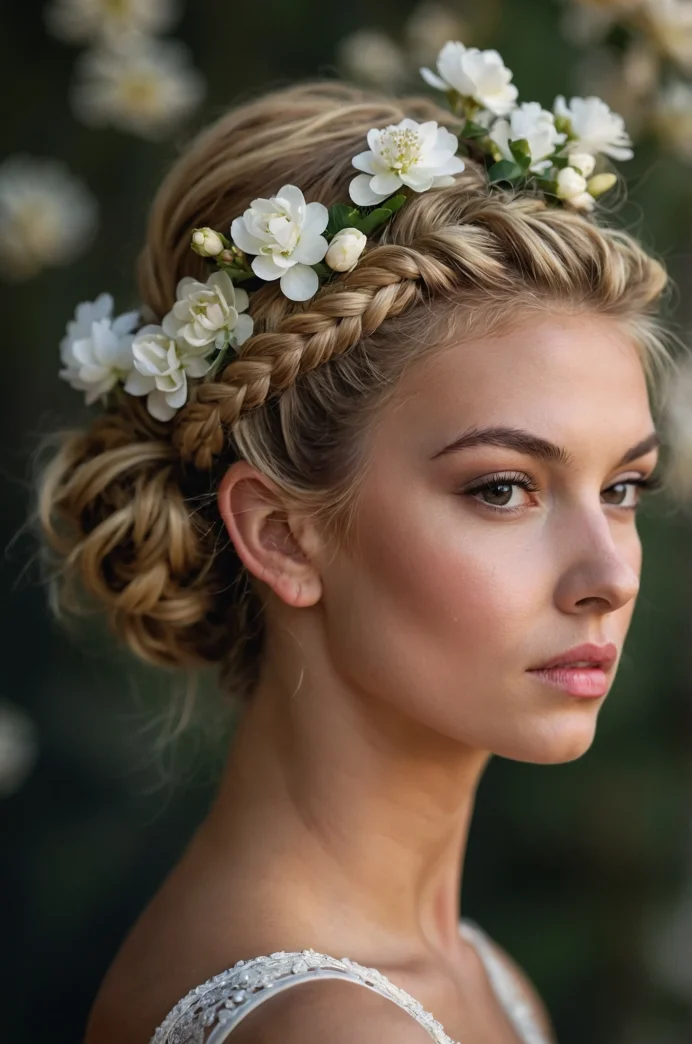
38, 82, 675, 707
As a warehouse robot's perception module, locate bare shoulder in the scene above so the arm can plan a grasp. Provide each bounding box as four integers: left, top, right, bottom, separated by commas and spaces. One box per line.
227, 977, 435, 1044
481, 934, 557, 1044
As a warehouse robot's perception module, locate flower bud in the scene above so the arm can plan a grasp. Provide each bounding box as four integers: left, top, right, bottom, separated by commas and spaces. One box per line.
191, 227, 225, 257
325, 228, 367, 273
569, 152, 595, 177
555, 166, 595, 210
587, 172, 618, 198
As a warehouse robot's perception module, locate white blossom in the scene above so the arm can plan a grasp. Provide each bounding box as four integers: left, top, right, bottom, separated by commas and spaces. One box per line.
569, 152, 596, 177
0, 700, 37, 798
405, 3, 466, 66
337, 30, 406, 89
642, 0, 692, 72
656, 80, 692, 163
0, 154, 97, 282
231, 185, 329, 302
489, 102, 567, 173
168, 271, 254, 351
128, 318, 211, 421
554, 94, 634, 160
71, 36, 205, 141
349, 118, 465, 207
44, 0, 181, 44
59, 293, 140, 404
421, 41, 518, 116
191, 227, 225, 258
325, 228, 367, 272
556, 166, 595, 210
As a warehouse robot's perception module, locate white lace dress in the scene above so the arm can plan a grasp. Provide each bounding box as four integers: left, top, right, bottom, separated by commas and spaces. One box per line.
149, 918, 550, 1044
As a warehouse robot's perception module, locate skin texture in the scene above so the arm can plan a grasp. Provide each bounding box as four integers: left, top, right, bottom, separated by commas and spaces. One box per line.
87, 312, 659, 1043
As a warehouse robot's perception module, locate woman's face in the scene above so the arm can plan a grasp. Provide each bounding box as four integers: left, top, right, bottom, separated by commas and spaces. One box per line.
319, 312, 660, 764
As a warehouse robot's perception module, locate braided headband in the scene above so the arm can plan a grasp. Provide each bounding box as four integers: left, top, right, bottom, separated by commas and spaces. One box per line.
58, 39, 633, 437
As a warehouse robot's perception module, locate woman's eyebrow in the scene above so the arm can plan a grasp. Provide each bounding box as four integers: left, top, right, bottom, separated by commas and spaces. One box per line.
430, 426, 661, 467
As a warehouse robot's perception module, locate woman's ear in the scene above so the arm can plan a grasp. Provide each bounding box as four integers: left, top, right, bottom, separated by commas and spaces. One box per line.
217, 461, 323, 608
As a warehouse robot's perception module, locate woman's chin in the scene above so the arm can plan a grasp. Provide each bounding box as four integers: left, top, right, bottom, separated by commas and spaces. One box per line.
493, 712, 600, 765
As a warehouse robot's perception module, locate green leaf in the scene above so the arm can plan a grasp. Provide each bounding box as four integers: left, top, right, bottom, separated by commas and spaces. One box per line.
354, 196, 407, 236
461, 119, 489, 140
487, 159, 524, 184
384, 193, 407, 214
509, 138, 532, 170
355, 207, 394, 236
327, 203, 361, 238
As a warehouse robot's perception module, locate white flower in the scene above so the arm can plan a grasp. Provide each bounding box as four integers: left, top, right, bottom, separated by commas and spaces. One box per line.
59, 293, 140, 405
231, 185, 329, 302
337, 30, 406, 89
489, 102, 567, 174
325, 228, 367, 272
554, 95, 634, 160
0, 700, 37, 798
0, 154, 98, 282
421, 40, 518, 116
191, 227, 225, 258
642, 0, 692, 73
569, 152, 596, 177
349, 118, 465, 207
128, 319, 211, 422
44, 0, 181, 44
168, 271, 254, 351
656, 80, 692, 163
70, 36, 205, 141
556, 166, 595, 211
405, 3, 466, 66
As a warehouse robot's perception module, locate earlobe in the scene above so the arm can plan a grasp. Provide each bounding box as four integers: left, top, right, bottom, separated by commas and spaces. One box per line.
217, 461, 323, 609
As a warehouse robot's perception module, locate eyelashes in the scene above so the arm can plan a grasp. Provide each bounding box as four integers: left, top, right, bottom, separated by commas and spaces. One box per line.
462, 470, 664, 515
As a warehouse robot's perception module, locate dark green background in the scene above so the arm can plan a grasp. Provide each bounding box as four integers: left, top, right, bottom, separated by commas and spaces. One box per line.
2, 2, 692, 1042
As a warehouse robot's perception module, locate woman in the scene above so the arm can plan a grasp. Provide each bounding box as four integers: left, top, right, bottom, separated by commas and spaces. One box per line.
39, 49, 674, 1043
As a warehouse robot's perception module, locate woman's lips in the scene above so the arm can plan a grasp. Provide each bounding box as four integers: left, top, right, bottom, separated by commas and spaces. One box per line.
527, 665, 609, 698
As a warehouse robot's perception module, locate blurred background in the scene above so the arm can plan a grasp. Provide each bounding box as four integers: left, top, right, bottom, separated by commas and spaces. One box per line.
2, 1, 692, 1042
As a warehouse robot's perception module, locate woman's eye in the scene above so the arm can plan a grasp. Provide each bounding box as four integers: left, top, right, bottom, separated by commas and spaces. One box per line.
464, 473, 662, 515
465, 473, 538, 514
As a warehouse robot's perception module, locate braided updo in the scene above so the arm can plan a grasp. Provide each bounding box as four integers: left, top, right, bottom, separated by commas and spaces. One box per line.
38, 81, 673, 706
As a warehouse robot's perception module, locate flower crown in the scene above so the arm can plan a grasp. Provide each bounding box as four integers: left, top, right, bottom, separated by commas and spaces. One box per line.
59, 39, 634, 424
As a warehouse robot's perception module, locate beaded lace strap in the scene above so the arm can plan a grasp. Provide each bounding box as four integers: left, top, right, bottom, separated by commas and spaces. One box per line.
459, 920, 548, 1044
149, 948, 459, 1044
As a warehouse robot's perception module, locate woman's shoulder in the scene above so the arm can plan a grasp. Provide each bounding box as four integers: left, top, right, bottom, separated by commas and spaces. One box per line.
226, 977, 438, 1043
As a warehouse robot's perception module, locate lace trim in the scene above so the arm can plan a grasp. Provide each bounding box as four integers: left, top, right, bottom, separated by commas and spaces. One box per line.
149, 947, 456, 1044
149, 919, 549, 1044
460, 921, 548, 1044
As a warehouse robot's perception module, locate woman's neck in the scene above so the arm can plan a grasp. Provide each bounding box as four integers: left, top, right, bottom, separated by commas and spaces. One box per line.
200, 663, 492, 965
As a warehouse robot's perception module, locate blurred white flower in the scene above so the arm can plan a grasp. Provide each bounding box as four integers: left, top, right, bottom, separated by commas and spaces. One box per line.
128, 319, 212, 421
59, 293, 140, 404
71, 36, 205, 140
231, 185, 329, 302
337, 29, 407, 89
556, 166, 596, 210
168, 271, 254, 351
0, 154, 97, 282
349, 118, 465, 207
642, 0, 692, 72
0, 700, 37, 798
325, 228, 367, 272
405, 3, 468, 66
44, 0, 181, 44
561, 0, 640, 45
421, 41, 518, 116
656, 79, 692, 161
554, 94, 634, 159
489, 102, 567, 173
